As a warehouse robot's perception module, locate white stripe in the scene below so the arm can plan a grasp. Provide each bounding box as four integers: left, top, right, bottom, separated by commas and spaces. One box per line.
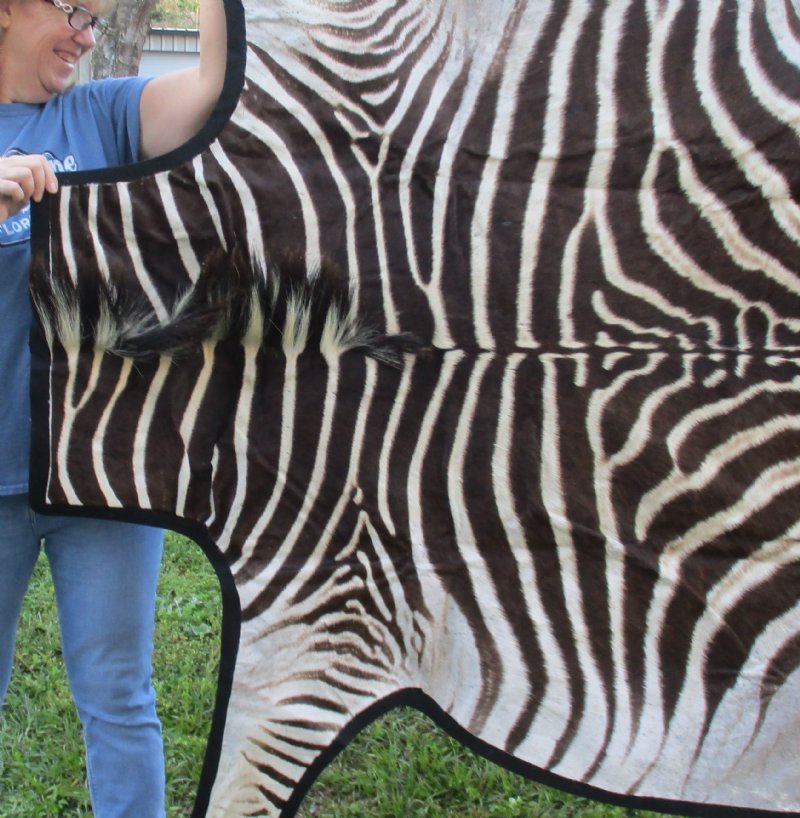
406, 351, 481, 724
698, 1, 800, 249
766, 0, 800, 67
59, 188, 78, 285
87, 186, 110, 283
637, 0, 725, 346
262, 354, 376, 615
395, 26, 457, 344
245, 54, 360, 295
176, 343, 216, 518
234, 354, 352, 609
233, 100, 320, 275
191, 154, 228, 248
215, 344, 259, 553
91, 358, 134, 508
132, 357, 172, 508
625, 457, 800, 784
493, 353, 571, 761
518, 0, 594, 347
227, 352, 296, 570
637, 411, 800, 542
55, 350, 105, 505
590, 353, 693, 784
446, 354, 523, 736
541, 354, 609, 778
472, 0, 555, 349
739, 1, 800, 139
209, 139, 267, 272
560, 0, 636, 348
118, 184, 169, 322
591, 291, 671, 344
377, 356, 414, 537
156, 172, 203, 283
642, 526, 800, 795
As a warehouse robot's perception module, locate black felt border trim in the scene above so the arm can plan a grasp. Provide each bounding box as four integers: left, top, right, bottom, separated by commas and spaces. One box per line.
283, 687, 800, 818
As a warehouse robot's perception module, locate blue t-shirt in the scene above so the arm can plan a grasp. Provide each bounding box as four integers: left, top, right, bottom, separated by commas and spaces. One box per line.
0, 77, 149, 495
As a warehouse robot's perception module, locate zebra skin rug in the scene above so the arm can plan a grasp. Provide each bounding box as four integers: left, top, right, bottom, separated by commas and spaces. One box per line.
27, 1, 800, 816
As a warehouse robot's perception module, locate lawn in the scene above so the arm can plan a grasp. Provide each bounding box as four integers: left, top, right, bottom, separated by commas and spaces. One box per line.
0, 531, 668, 818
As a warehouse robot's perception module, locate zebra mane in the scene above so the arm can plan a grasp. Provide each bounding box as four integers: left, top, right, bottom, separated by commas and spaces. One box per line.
29, 248, 421, 367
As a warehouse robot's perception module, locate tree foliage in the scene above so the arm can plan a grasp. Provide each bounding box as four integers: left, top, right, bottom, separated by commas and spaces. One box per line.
151, 0, 200, 28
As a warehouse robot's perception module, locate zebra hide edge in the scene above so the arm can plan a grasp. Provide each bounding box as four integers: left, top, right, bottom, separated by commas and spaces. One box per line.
27, 1, 800, 816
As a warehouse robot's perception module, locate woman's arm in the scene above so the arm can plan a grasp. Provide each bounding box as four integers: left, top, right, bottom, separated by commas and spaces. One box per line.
137, 0, 227, 160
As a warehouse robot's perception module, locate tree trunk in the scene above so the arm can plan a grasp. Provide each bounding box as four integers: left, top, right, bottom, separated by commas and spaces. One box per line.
91, 0, 160, 79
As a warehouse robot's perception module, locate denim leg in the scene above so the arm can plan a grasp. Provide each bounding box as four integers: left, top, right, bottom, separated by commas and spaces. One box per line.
0, 494, 42, 706
41, 513, 166, 818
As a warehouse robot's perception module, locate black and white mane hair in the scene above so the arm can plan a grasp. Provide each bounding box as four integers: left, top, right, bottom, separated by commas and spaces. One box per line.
31, 248, 420, 367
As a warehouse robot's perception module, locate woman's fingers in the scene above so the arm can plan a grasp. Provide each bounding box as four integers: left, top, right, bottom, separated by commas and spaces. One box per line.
0, 155, 59, 222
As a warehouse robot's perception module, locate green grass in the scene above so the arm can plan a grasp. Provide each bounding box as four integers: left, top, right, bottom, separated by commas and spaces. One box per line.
296, 706, 663, 818
0, 531, 670, 818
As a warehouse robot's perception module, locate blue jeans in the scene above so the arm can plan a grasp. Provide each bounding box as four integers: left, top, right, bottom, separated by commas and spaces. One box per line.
0, 494, 166, 818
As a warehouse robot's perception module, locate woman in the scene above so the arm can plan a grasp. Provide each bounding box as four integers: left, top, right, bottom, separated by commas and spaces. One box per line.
0, 0, 227, 815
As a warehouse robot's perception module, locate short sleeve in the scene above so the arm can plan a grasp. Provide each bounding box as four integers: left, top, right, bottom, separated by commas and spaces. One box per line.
61, 77, 152, 166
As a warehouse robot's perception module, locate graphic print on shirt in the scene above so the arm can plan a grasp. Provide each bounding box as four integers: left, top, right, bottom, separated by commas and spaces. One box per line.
0, 148, 78, 247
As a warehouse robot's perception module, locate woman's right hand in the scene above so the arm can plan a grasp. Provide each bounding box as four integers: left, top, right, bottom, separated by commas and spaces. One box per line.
0, 155, 59, 223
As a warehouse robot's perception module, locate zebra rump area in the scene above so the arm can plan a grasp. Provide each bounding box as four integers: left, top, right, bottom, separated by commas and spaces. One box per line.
27, 1, 800, 817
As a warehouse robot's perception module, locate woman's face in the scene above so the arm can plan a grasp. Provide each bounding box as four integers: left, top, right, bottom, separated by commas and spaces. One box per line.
0, 0, 99, 104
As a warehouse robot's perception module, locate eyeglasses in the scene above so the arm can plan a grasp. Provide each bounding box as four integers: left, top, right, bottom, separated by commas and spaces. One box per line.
43, 0, 107, 33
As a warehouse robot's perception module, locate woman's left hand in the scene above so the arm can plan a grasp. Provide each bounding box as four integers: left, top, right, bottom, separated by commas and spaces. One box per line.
0, 154, 58, 223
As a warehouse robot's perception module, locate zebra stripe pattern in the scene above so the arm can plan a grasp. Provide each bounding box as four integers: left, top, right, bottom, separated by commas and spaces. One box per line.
30, 1, 800, 815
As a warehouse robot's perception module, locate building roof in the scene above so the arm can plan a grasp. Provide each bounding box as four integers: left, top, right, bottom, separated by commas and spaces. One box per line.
145, 27, 200, 54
